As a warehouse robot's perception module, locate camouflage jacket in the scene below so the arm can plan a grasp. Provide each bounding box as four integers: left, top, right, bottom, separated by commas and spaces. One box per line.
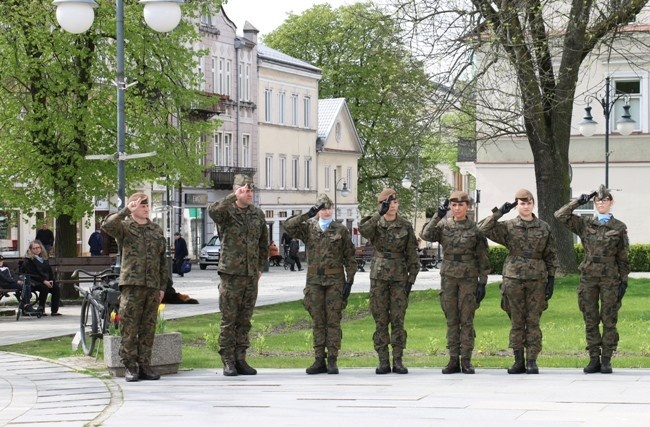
478, 210, 557, 280
359, 213, 419, 283
284, 213, 356, 286
555, 200, 629, 281
208, 194, 268, 277
102, 207, 167, 291
420, 216, 490, 282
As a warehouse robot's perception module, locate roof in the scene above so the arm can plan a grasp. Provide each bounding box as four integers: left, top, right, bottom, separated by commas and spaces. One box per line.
257, 45, 321, 73
318, 98, 346, 139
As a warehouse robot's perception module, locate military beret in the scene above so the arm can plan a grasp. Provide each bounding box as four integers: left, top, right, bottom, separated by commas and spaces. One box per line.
514, 188, 534, 202
317, 193, 333, 209
449, 191, 469, 203
377, 188, 397, 203
233, 174, 254, 188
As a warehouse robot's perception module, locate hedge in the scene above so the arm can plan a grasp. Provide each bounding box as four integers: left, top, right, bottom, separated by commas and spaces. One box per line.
487, 244, 650, 274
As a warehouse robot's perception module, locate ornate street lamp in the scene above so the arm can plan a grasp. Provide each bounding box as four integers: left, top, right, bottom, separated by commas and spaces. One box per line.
333, 169, 350, 221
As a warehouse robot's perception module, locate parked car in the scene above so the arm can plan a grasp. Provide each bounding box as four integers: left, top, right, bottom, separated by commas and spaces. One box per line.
199, 235, 221, 270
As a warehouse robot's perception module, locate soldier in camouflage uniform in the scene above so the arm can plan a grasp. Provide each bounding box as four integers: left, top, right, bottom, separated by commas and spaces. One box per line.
359, 188, 419, 374
208, 174, 268, 377
102, 193, 167, 382
420, 191, 490, 374
478, 189, 557, 374
284, 194, 356, 375
554, 185, 629, 374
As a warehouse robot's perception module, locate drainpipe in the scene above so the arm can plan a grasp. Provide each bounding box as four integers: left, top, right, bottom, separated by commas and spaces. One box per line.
234, 38, 244, 169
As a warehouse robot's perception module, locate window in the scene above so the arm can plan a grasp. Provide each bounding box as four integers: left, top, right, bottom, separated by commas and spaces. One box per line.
292, 158, 299, 189
264, 89, 273, 122
211, 57, 216, 93
224, 133, 232, 166
225, 60, 232, 97
218, 58, 224, 95
347, 167, 353, 190
613, 78, 642, 132
242, 134, 250, 168
239, 61, 244, 101
279, 157, 286, 189
304, 158, 312, 190
291, 94, 298, 126
303, 96, 311, 128
266, 156, 273, 188
324, 166, 331, 191
244, 64, 251, 101
214, 132, 222, 166
278, 92, 286, 124
200, 14, 212, 25
197, 57, 205, 91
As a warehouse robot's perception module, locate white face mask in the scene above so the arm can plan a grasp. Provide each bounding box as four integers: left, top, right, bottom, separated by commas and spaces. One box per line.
318, 217, 334, 231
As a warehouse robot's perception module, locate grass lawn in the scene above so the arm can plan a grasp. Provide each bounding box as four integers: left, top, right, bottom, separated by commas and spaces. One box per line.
2, 275, 650, 370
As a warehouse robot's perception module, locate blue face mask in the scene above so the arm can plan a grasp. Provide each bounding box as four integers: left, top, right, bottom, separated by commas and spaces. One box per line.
319, 218, 334, 231
597, 213, 612, 224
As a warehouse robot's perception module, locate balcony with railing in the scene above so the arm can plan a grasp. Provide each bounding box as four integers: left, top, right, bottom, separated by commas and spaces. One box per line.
204, 166, 257, 190
187, 92, 229, 120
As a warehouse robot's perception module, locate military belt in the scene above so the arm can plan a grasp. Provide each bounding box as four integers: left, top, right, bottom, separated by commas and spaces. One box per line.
445, 254, 475, 262
375, 252, 404, 260
588, 256, 615, 263
307, 266, 344, 275
509, 250, 542, 259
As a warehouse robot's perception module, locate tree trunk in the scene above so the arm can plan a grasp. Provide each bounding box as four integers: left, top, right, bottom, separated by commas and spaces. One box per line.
55, 213, 79, 299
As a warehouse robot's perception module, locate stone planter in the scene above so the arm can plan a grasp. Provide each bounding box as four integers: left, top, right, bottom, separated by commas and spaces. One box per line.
104, 332, 182, 377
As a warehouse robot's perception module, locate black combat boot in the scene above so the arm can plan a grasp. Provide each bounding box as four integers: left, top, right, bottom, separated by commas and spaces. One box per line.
327, 356, 339, 374
583, 356, 601, 374
526, 359, 539, 374
306, 357, 327, 374
235, 360, 258, 375
376, 352, 391, 375
461, 357, 475, 374
600, 356, 613, 374
223, 361, 238, 376
124, 365, 139, 382
392, 358, 408, 374
442, 356, 461, 374
139, 365, 161, 380
507, 350, 526, 374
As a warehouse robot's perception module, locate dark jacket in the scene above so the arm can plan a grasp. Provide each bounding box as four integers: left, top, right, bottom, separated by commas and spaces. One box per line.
174, 236, 189, 260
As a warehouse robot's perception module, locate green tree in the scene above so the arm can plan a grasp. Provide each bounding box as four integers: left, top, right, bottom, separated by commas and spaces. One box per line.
263, 2, 448, 216
0, 1, 221, 264
391, 0, 648, 272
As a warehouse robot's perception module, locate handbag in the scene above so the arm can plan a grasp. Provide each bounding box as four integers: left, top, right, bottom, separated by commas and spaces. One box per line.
181, 259, 192, 274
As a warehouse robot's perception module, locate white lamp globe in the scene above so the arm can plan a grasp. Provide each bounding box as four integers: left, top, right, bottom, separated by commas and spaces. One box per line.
53, 0, 97, 34
141, 0, 183, 33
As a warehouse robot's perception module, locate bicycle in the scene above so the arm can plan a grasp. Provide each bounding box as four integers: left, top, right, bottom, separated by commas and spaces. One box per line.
73, 268, 120, 356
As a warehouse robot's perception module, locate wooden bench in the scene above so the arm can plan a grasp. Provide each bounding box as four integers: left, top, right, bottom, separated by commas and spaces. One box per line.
355, 246, 374, 272
49, 256, 117, 286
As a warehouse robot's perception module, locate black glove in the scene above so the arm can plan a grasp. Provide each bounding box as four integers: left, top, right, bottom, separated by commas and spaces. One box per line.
617, 281, 627, 302
342, 282, 352, 300
437, 198, 450, 219
476, 282, 486, 304
577, 192, 597, 206
307, 203, 324, 218
499, 200, 518, 215
378, 198, 391, 216
405, 282, 413, 297
545, 276, 555, 301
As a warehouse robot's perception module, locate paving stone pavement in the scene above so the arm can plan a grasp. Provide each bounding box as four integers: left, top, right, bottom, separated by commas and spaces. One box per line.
2, 269, 650, 426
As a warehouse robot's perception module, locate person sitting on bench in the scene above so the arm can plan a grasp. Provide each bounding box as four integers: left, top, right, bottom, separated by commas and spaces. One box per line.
269, 241, 283, 266
23, 240, 61, 316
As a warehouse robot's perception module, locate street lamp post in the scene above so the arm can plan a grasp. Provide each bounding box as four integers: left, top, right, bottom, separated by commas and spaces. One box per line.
333, 169, 350, 221
578, 76, 636, 188
53, 0, 184, 272
401, 154, 420, 233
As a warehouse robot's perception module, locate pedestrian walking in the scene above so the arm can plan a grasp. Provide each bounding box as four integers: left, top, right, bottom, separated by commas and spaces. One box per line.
288, 238, 302, 271
478, 189, 557, 374
102, 193, 167, 382
284, 194, 357, 375
88, 227, 103, 256
35, 223, 54, 253
554, 185, 629, 374
173, 232, 189, 277
208, 174, 268, 377
359, 188, 419, 374
420, 191, 490, 374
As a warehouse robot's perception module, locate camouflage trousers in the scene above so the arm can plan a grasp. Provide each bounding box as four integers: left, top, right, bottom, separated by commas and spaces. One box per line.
118, 286, 160, 368
440, 276, 479, 359
578, 275, 622, 358
502, 277, 547, 359
218, 273, 259, 363
369, 279, 409, 357
303, 281, 347, 358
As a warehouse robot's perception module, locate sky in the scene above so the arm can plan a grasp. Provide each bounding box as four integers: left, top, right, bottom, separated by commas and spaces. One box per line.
221, 0, 354, 37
